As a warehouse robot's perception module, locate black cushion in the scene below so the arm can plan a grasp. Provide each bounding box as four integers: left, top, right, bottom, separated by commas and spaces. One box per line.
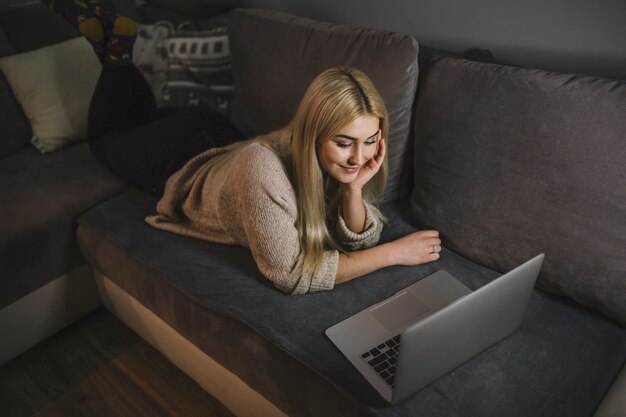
0, 24, 29, 159
143, 0, 237, 17
0, 72, 31, 159
0, 0, 144, 53
77, 189, 626, 417
0, 25, 15, 57
0, 3, 78, 53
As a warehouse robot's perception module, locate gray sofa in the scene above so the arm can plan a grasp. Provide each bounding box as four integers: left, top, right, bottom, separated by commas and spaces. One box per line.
76, 8, 626, 417
1, 3, 624, 417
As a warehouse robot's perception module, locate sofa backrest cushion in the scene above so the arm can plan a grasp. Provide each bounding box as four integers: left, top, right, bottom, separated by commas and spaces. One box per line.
228, 8, 419, 202
0, 71, 31, 159
0, 3, 80, 159
410, 56, 626, 325
0, 24, 15, 57
0, 1, 143, 53
0, 4, 78, 53
0, 0, 143, 159
0, 37, 101, 154
0, 26, 30, 159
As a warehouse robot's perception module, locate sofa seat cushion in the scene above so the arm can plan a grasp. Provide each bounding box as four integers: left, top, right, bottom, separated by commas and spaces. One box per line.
0, 143, 126, 309
77, 189, 626, 417
411, 56, 626, 325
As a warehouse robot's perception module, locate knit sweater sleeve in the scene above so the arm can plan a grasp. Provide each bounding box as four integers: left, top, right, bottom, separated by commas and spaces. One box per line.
232, 145, 339, 295
335, 200, 383, 251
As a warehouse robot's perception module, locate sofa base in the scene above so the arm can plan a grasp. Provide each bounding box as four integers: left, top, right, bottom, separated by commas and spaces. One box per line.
93, 268, 288, 417
0, 264, 102, 365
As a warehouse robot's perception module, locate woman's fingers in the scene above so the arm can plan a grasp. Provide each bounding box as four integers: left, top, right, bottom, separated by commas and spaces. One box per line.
376, 137, 386, 163
419, 230, 439, 238
415, 231, 442, 258
423, 237, 442, 254
392, 230, 443, 266
349, 140, 385, 190
364, 137, 384, 169
346, 137, 386, 191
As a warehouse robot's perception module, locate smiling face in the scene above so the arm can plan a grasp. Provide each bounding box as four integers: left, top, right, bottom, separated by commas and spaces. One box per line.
317, 114, 381, 184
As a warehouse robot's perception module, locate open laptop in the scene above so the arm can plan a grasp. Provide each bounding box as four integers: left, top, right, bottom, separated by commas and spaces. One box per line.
326, 254, 544, 404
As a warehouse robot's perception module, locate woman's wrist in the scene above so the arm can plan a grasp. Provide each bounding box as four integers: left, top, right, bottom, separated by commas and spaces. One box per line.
384, 240, 402, 266
341, 188, 366, 233
336, 242, 396, 283
341, 184, 363, 198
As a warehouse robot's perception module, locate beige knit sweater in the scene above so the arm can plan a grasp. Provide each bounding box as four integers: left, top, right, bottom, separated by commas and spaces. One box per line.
145, 130, 383, 294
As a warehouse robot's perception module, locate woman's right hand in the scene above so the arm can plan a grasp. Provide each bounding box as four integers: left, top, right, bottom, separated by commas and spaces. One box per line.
335, 230, 442, 286
390, 230, 441, 266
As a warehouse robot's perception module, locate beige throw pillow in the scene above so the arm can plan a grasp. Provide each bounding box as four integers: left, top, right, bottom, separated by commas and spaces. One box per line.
0, 37, 101, 153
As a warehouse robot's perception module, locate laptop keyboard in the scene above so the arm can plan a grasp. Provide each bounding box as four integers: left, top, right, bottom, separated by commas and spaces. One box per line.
360, 335, 401, 386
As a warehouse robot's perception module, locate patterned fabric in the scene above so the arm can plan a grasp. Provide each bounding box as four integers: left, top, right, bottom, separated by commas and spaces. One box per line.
40, 0, 105, 59
134, 22, 233, 113
106, 16, 137, 64
85, 0, 117, 27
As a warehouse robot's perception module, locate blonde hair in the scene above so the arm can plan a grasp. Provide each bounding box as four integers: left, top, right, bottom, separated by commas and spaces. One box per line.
286, 66, 389, 278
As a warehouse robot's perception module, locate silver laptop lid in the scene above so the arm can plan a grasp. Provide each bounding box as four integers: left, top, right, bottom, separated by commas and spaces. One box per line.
326, 270, 471, 402
391, 254, 544, 404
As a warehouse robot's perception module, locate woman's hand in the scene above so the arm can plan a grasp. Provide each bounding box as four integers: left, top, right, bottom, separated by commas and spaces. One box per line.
343, 136, 386, 193
340, 136, 385, 233
335, 229, 442, 284
390, 230, 441, 266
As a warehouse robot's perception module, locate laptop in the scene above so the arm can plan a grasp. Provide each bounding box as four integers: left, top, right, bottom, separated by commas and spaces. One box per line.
325, 254, 544, 404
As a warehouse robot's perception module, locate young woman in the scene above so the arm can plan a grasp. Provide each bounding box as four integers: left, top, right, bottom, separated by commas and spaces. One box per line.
44, 0, 442, 294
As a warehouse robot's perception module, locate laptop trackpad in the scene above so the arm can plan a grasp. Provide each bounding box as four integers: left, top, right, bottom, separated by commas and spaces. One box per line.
370, 291, 430, 332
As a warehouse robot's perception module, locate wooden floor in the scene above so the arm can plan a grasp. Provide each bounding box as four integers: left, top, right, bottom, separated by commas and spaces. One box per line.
0, 308, 236, 417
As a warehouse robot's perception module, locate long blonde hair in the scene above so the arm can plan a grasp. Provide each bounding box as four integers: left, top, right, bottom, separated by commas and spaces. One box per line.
287, 66, 389, 278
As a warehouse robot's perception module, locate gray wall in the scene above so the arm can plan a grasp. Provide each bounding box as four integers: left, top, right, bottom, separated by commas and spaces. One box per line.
2, 0, 624, 78
239, 0, 626, 80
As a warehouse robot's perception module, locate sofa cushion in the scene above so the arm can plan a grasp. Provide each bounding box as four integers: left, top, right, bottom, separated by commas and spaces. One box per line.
0, 25, 15, 57
0, 37, 101, 153
0, 24, 31, 159
0, 142, 126, 310
0, 1, 144, 53
0, 71, 31, 159
410, 56, 626, 325
143, 0, 235, 17
77, 189, 626, 417
0, 3, 78, 53
228, 8, 419, 202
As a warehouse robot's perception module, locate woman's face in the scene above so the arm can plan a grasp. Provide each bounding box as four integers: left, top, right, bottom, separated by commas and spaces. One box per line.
317, 114, 381, 184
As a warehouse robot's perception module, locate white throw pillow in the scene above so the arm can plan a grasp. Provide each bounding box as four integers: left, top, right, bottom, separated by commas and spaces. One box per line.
0, 37, 101, 153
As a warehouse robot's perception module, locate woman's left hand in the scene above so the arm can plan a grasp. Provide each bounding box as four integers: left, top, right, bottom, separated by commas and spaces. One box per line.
343, 137, 386, 192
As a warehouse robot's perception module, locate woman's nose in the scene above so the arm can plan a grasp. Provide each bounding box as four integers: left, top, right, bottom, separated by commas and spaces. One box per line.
349, 146, 365, 166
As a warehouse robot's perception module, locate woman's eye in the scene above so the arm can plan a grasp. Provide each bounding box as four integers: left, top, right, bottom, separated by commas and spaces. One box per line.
336, 142, 351, 148
365, 140, 376, 146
